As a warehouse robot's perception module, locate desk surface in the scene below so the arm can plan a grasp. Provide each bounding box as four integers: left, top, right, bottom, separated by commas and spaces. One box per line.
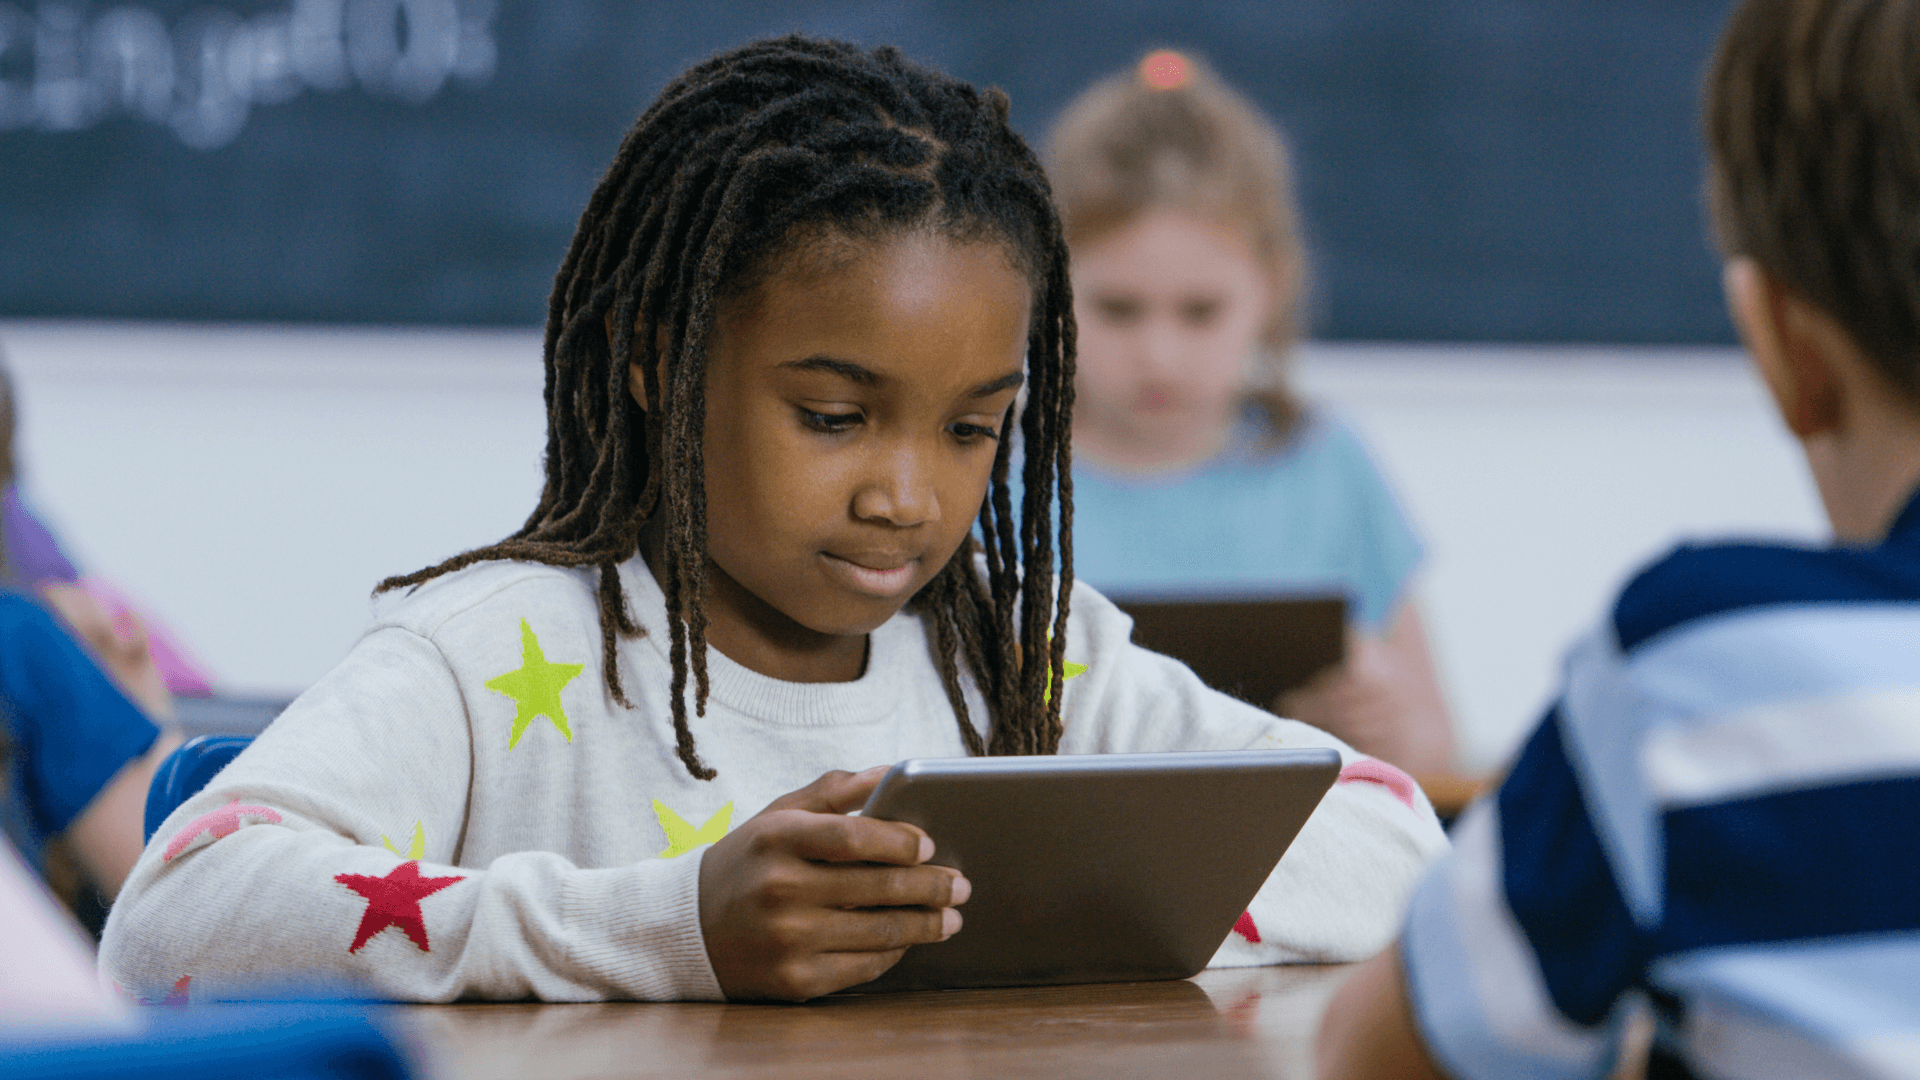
388, 966, 1350, 1080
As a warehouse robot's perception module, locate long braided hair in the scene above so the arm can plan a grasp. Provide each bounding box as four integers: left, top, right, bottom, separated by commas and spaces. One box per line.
380, 36, 1076, 780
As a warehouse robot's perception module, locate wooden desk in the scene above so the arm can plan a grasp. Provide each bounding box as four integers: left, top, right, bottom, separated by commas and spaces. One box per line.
389, 966, 1352, 1080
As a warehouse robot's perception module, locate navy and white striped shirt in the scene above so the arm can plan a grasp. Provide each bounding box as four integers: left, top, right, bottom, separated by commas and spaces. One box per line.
1401, 488, 1920, 1080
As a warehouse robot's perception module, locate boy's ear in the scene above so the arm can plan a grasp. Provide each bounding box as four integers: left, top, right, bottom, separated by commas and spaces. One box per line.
1724, 258, 1845, 439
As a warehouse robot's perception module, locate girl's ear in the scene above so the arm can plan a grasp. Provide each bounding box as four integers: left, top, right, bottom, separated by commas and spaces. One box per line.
602, 311, 665, 411
1724, 258, 1844, 439
1258, 247, 1302, 352
627, 355, 651, 412
1273, 248, 1303, 310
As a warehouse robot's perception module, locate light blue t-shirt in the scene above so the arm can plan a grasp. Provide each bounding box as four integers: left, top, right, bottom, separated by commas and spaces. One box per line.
1065, 411, 1422, 631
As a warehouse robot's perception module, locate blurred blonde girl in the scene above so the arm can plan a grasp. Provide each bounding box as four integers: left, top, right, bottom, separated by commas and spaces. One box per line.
1047, 52, 1455, 775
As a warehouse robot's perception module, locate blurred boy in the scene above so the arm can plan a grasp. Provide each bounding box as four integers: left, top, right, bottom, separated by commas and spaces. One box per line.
1316, 1, 1920, 1077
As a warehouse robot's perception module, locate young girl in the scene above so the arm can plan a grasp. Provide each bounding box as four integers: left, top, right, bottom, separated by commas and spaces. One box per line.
1046, 54, 1457, 777
101, 36, 1445, 1004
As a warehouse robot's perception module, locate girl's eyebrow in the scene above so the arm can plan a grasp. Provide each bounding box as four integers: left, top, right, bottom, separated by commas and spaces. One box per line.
780, 356, 881, 385
778, 357, 1025, 399
968, 371, 1026, 398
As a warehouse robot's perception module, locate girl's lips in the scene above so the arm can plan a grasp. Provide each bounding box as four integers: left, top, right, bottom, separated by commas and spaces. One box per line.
820, 552, 918, 597
1136, 386, 1178, 411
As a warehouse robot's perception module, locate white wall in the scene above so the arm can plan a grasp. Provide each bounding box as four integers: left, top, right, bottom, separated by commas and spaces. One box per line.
1, 322, 1826, 772
2, 321, 549, 701
1294, 344, 1825, 769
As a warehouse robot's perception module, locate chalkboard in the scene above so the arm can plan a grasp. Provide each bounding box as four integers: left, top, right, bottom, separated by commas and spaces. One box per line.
0, 0, 1738, 342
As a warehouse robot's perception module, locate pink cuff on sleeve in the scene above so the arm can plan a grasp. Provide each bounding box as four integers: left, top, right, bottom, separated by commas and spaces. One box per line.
1337, 759, 1419, 811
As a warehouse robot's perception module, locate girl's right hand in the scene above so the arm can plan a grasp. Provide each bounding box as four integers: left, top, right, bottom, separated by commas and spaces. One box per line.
696, 767, 970, 1001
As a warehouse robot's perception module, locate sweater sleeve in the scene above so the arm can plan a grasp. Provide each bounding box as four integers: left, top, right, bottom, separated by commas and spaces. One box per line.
98, 627, 722, 1003
1054, 581, 1450, 964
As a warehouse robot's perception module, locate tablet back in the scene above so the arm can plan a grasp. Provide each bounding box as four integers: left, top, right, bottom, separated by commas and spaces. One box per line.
850, 748, 1341, 994
1113, 593, 1347, 707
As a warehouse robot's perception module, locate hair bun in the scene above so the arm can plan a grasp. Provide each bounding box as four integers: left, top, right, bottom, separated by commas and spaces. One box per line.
1137, 49, 1193, 91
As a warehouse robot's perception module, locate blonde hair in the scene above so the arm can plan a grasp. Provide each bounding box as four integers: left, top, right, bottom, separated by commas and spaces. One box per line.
1046, 51, 1307, 435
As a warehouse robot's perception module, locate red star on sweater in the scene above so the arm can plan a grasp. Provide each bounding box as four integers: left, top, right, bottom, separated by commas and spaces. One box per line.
334, 861, 465, 954
1233, 910, 1261, 944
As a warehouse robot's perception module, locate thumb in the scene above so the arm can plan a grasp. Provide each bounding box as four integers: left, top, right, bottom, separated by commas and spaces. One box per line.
764, 765, 892, 815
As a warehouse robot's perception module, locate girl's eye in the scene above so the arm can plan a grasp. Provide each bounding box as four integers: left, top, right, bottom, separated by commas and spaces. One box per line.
1095, 296, 1141, 325
798, 408, 862, 433
1180, 298, 1222, 327
949, 421, 1001, 444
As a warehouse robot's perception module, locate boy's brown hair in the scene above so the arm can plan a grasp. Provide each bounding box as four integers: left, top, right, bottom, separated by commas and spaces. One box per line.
1046, 52, 1307, 435
1707, 0, 1920, 404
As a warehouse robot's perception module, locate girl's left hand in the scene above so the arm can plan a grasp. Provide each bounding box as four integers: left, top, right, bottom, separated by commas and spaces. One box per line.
1275, 601, 1453, 776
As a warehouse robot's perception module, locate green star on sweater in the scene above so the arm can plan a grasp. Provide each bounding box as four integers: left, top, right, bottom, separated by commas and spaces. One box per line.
485, 619, 584, 749
382, 821, 426, 860
652, 800, 733, 858
1044, 658, 1089, 704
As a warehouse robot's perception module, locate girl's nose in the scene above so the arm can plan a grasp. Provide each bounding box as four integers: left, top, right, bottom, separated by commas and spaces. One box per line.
1136, 314, 1185, 378
852, 444, 941, 527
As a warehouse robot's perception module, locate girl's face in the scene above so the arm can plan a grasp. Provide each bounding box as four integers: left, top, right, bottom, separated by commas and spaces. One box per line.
661, 231, 1031, 681
1070, 207, 1279, 463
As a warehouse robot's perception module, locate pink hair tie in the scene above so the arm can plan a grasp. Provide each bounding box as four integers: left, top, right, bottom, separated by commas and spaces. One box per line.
1138, 50, 1192, 91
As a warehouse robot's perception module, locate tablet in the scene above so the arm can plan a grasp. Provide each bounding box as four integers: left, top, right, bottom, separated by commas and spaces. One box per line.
845, 748, 1341, 994
1114, 592, 1347, 708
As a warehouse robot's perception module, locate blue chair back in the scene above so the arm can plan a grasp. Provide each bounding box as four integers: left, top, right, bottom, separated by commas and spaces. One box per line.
143, 735, 255, 843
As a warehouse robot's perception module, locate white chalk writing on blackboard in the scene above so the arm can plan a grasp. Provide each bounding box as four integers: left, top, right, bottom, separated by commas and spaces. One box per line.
0, 0, 496, 149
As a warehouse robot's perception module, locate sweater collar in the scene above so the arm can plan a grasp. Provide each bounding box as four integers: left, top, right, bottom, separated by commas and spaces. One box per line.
616, 554, 912, 728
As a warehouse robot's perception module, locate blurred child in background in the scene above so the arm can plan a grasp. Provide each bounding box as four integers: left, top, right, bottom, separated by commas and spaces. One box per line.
0, 357, 178, 915
0, 348, 215, 722
1045, 53, 1454, 776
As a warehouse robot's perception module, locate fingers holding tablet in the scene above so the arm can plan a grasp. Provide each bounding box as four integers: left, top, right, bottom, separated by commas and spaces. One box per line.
761, 765, 892, 815
811, 903, 962, 952
697, 770, 970, 1002
822, 862, 970, 912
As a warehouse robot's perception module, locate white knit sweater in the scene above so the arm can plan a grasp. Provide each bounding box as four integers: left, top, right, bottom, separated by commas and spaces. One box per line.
101, 556, 1447, 1002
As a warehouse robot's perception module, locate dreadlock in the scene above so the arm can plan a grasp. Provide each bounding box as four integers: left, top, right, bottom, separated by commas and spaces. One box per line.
379, 36, 1076, 780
